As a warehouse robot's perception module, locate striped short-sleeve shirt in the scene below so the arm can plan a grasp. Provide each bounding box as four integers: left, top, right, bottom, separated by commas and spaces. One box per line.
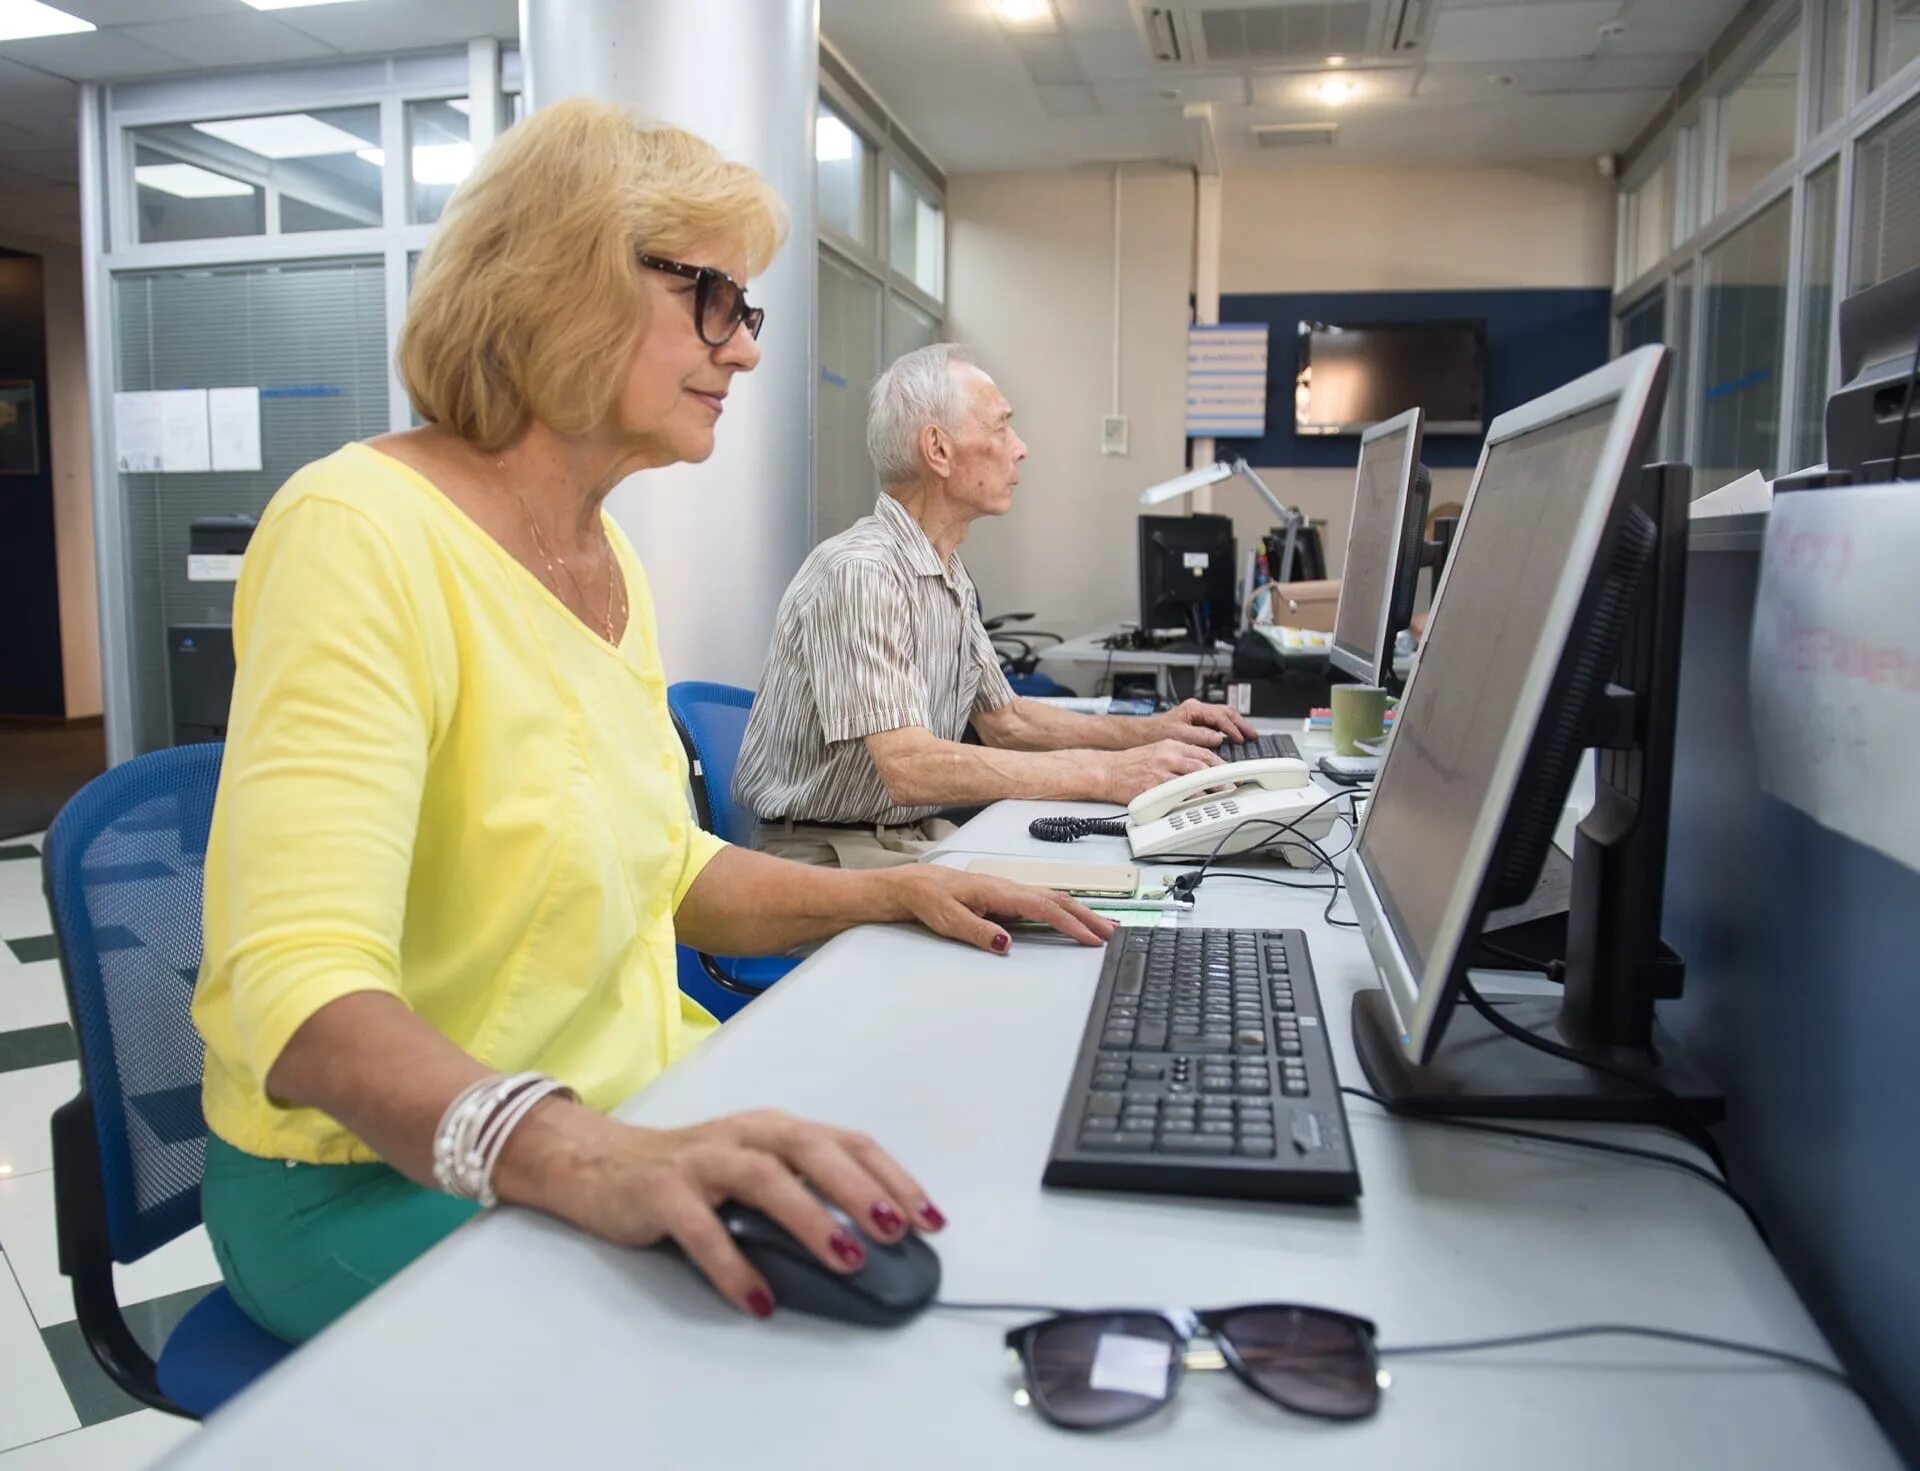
734, 493, 1017, 825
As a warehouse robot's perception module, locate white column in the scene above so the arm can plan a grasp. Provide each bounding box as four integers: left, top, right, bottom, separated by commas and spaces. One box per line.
520, 0, 817, 687
1190, 171, 1222, 515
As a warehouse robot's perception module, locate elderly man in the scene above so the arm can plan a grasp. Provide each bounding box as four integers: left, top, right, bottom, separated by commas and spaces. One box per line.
733, 343, 1258, 868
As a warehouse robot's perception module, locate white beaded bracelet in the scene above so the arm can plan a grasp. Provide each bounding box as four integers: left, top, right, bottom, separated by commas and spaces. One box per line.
431, 1071, 576, 1208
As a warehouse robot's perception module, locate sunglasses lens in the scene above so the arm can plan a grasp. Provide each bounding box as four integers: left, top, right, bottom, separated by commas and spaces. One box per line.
700, 274, 745, 344
1020, 1314, 1182, 1431
1214, 1307, 1381, 1419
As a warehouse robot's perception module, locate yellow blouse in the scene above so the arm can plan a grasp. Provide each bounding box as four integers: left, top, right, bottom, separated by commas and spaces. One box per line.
194, 443, 724, 1164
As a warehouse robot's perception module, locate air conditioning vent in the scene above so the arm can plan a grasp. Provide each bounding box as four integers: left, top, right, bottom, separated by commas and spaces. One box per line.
1141, 5, 1191, 63
1252, 121, 1339, 148
1135, 0, 1425, 70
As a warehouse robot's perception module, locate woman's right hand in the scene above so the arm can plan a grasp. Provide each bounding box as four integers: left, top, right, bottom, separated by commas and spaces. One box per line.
501, 1104, 943, 1318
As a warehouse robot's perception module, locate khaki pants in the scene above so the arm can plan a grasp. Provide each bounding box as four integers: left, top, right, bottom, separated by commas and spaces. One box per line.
751, 817, 959, 869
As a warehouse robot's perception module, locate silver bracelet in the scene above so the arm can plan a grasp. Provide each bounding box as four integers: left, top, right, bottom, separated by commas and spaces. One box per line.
431, 1072, 576, 1208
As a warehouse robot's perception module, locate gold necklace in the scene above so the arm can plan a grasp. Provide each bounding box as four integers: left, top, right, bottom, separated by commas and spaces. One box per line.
496, 459, 627, 643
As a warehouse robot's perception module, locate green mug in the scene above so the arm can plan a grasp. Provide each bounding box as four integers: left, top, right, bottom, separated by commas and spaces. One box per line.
1332, 684, 1395, 756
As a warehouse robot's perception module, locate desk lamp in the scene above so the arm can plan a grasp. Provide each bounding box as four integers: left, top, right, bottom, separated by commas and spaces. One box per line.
1139, 459, 1308, 582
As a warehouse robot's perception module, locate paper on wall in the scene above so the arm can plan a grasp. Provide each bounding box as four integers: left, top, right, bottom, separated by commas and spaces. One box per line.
1689, 469, 1772, 518
113, 392, 163, 473
208, 386, 262, 472
157, 389, 211, 473
1749, 482, 1920, 874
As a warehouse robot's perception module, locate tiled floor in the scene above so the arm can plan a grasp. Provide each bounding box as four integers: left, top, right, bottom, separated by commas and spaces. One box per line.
0, 837, 210, 1468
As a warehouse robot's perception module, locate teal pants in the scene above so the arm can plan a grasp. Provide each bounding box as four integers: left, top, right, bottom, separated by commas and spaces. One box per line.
201, 1134, 478, 1344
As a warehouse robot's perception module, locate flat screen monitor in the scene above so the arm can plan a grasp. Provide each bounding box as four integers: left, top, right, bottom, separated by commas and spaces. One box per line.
1330, 408, 1429, 686
1296, 320, 1485, 437
1345, 346, 1669, 1065
1138, 514, 1236, 645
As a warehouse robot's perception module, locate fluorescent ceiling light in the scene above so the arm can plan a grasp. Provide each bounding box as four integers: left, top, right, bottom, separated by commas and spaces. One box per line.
356, 142, 475, 185
815, 114, 853, 162
238, 0, 370, 9
0, 0, 94, 42
193, 112, 372, 159
448, 98, 471, 115
1315, 77, 1358, 104
136, 163, 254, 199
995, 0, 1057, 29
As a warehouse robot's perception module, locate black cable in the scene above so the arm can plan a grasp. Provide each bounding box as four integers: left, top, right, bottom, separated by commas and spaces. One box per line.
1458, 976, 1726, 1177
1475, 936, 1567, 983
1029, 815, 1127, 842
1889, 332, 1920, 484
1376, 1325, 1856, 1398
1339, 1084, 1767, 1246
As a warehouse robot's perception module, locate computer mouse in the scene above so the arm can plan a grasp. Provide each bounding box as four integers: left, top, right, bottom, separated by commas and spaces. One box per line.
713, 1191, 941, 1327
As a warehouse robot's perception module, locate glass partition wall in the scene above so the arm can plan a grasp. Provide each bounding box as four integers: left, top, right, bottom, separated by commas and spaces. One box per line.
1613, 0, 1920, 494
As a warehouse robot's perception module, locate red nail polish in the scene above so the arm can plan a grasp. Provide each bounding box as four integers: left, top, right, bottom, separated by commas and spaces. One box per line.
829, 1230, 866, 1267
992, 932, 1010, 953
918, 1200, 947, 1230
746, 1287, 775, 1319
871, 1200, 905, 1235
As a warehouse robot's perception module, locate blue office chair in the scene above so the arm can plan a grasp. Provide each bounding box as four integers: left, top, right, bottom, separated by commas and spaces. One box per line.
665, 682, 800, 1021
43, 743, 292, 1419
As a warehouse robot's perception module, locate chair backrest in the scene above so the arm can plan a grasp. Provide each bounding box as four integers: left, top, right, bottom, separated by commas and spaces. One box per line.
43, 743, 223, 1264
666, 682, 758, 847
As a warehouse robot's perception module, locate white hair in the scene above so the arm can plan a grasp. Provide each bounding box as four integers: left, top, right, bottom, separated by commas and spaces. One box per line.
866, 343, 976, 486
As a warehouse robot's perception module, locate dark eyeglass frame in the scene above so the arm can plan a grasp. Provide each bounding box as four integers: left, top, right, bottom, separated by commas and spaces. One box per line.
1004, 1303, 1384, 1433
638, 253, 765, 346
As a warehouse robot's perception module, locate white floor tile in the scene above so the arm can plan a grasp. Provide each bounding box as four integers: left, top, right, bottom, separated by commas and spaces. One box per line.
0, 1065, 79, 1180
0, 1410, 195, 1468
0, 1267, 80, 1450
0, 895, 53, 943
0, 1172, 218, 1330
0, 964, 71, 1037
0, 863, 46, 902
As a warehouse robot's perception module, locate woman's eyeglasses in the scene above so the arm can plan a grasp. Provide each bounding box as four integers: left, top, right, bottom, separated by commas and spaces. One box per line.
1003, 1304, 1385, 1432
638, 254, 765, 347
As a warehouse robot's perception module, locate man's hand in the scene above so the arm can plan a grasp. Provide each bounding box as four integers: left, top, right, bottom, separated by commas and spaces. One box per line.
1149, 698, 1259, 749
1099, 739, 1221, 803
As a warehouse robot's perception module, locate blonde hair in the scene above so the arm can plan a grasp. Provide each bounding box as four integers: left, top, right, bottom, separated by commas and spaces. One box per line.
399, 98, 788, 451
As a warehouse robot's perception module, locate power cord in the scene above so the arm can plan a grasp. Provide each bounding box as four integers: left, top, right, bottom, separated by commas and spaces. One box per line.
1475, 936, 1568, 983
1338, 1083, 1766, 1246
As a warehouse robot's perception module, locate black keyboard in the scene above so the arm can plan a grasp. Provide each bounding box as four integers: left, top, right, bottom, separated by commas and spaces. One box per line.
1044, 928, 1360, 1203
1220, 733, 1302, 763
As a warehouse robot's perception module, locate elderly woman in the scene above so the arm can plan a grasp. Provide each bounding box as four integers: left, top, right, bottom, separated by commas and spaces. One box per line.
192, 98, 1111, 1344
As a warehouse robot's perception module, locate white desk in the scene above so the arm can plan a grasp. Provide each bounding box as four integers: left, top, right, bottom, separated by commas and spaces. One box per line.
1038, 623, 1241, 700
161, 800, 1899, 1470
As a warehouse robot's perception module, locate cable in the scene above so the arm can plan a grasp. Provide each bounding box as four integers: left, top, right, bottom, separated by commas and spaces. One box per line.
1029, 815, 1127, 843
1338, 1084, 1767, 1246
1890, 332, 1920, 484
1475, 936, 1567, 983
1376, 1324, 1857, 1398
1457, 976, 1727, 1177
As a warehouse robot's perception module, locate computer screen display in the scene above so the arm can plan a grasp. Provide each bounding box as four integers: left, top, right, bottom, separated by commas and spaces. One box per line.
1330, 409, 1424, 686
1356, 402, 1615, 979
1296, 321, 1484, 436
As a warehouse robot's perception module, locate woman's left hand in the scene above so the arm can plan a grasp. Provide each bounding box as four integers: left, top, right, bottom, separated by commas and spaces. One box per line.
881, 868, 1116, 953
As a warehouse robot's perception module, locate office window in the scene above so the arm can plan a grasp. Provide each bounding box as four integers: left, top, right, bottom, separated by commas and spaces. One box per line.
1618, 287, 1664, 356
132, 107, 384, 242
1794, 163, 1841, 470
1699, 195, 1792, 493
115, 258, 389, 754
884, 290, 940, 362
1624, 157, 1675, 283
1818, 0, 1849, 131
1874, 0, 1920, 88
889, 169, 944, 300
817, 250, 883, 541
816, 100, 872, 246
1719, 21, 1801, 209
406, 98, 473, 225
1851, 91, 1920, 288
1668, 265, 1696, 463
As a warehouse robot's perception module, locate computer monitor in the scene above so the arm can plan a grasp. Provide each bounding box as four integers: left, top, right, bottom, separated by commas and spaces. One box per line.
1826, 261, 1920, 483
1330, 408, 1430, 687
1138, 514, 1236, 646
1345, 345, 1719, 1121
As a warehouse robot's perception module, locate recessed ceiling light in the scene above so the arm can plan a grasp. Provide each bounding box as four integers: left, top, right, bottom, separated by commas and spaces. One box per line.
1326, 55, 1348, 67
237, 0, 371, 10
0, 0, 94, 42
136, 163, 255, 199
815, 113, 854, 163
995, 0, 1057, 29
1315, 77, 1358, 105
193, 113, 373, 159
356, 143, 475, 185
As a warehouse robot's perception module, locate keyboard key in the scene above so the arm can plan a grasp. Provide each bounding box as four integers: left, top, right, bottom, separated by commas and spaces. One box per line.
1161, 1133, 1236, 1155
1085, 1092, 1122, 1117
1080, 1130, 1122, 1150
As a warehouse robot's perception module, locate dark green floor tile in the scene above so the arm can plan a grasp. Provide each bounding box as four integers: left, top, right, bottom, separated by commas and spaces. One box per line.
0, 843, 38, 861
7, 934, 57, 964
0, 1022, 76, 1073
41, 1284, 217, 1427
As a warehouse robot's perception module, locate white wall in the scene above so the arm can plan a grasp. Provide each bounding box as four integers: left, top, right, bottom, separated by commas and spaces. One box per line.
946, 167, 1194, 632
0, 229, 101, 719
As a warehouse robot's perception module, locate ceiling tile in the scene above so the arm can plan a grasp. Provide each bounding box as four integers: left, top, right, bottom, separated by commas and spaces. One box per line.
271, 0, 516, 54
51, 0, 249, 22
1035, 82, 1099, 116
1427, 1, 1624, 64
2, 146, 79, 183
125, 13, 337, 68
0, 58, 77, 139
1091, 73, 1249, 111
1069, 27, 1160, 82
0, 29, 197, 81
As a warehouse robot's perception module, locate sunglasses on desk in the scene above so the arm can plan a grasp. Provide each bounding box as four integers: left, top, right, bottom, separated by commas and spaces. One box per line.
1003, 1303, 1384, 1432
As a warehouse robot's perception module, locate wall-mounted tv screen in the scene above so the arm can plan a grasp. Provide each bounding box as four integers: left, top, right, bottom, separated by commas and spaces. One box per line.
1295, 320, 1486, 437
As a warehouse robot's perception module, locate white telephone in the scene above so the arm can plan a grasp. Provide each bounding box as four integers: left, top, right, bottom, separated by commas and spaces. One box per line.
1125, 757, 1335, 865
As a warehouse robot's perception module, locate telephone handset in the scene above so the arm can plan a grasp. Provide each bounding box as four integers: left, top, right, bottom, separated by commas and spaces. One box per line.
1125, 757, 1336, 864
